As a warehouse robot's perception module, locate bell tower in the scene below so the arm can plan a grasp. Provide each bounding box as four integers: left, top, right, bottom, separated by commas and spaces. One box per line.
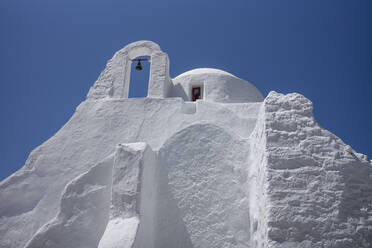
87, 40, 172, 99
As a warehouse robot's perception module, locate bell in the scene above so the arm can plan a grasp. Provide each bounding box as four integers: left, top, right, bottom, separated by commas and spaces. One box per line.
135, 61, 142, 71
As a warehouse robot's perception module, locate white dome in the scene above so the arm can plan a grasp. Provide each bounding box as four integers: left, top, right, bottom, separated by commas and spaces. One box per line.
174, 68, 236, 79
170, 68, 264, 103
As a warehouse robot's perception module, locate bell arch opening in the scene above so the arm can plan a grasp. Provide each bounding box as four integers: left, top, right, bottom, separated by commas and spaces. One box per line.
128, 56, 151, 98
87, 41, 172, 99
89, 40, 171, 99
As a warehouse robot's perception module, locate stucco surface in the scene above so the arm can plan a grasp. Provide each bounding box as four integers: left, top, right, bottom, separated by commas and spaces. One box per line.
1, 41, 371, 248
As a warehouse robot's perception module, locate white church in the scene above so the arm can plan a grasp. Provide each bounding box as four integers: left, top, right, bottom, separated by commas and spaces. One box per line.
0, 41, 371, 248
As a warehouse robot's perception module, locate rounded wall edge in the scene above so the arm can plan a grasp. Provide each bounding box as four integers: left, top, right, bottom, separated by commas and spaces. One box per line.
170, 69, 264, 103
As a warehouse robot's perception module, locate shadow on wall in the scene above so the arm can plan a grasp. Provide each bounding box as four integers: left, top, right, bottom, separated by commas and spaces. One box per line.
338, 157, 372, 245
168, 83, 189, 101
134, 152, 194, 248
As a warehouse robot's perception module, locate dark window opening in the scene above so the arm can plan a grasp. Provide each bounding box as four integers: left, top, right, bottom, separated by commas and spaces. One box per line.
129, 56, 150, 98
192, 86, 201, 101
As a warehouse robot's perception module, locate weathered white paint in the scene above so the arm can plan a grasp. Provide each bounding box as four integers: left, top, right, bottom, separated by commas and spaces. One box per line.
1, 41, 371, 248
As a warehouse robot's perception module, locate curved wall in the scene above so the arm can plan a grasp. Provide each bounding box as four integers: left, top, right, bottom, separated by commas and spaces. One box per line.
171, 68, 264, 103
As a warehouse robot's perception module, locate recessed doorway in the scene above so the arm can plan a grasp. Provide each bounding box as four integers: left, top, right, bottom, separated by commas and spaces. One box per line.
191, 86, 202, 101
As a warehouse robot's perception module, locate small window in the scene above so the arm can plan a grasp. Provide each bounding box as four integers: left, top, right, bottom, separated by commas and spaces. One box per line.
192, 86, 202, 101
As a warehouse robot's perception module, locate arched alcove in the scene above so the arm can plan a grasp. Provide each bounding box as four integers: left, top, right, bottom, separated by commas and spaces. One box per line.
87, 40, 172, 99
121, 41, 172, 99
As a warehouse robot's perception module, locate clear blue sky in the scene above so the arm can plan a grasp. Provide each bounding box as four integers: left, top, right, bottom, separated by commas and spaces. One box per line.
0, 0, 371, 180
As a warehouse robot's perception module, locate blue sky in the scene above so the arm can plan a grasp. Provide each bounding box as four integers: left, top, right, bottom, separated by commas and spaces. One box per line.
0, 0, 371, 180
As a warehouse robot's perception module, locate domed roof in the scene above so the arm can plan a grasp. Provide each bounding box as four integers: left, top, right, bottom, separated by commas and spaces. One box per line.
171, 68, 264, 103
174, 68, 236, 79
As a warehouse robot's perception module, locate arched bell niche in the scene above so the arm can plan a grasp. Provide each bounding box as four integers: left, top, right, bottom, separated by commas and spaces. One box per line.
87, 40, 172, 99
128, 55, 151, 98
120, 41, 172, 99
